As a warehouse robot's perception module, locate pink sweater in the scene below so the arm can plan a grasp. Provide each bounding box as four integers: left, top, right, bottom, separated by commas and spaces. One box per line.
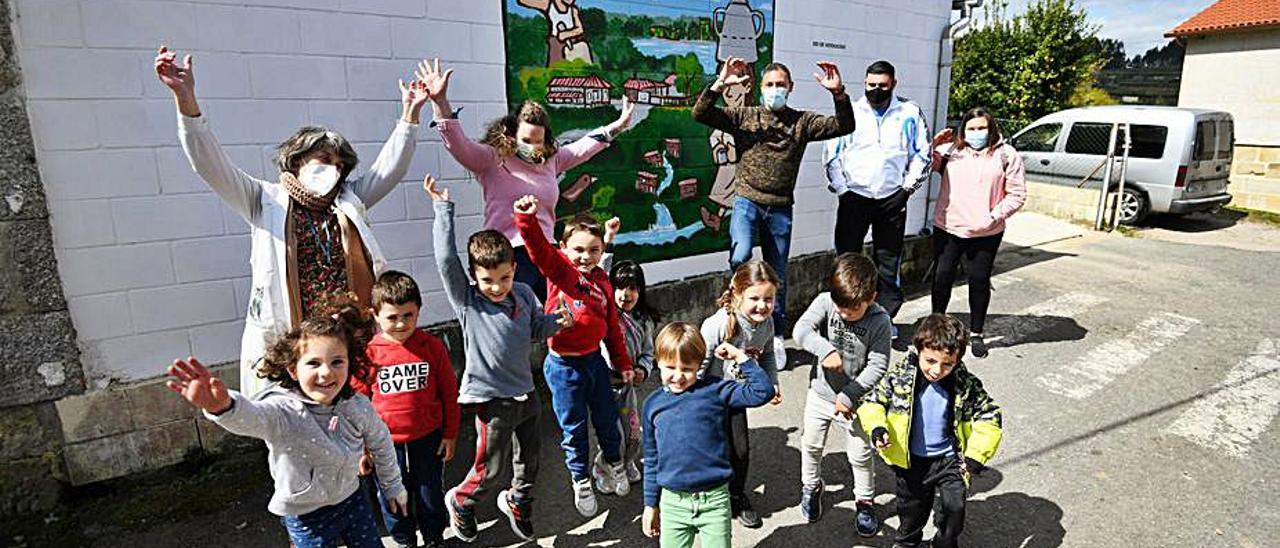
932, 141, 1027, 239
436, 118, 609, 246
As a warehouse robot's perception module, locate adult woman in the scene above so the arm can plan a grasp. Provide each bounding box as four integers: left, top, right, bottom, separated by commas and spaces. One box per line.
155, 47, 430, 394
928, 107, 1027, 358
417, 59, 634, 301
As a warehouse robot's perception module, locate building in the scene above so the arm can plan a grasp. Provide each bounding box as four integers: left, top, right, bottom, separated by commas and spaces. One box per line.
1168, 0, 1280, 213
679, 178, 699, 199
635, 171, 659, 194
546, 74, 613, 107
665, 138, 682, 158
623, 74, 690, 106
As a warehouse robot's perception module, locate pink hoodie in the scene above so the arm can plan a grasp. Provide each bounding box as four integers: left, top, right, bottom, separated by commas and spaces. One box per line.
932, 141, 1027, 239
436, 118, 609, 246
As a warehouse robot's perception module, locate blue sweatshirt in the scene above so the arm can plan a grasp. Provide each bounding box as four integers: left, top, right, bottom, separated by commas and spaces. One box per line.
909, 379, 955, 458
641, 357, 774, 507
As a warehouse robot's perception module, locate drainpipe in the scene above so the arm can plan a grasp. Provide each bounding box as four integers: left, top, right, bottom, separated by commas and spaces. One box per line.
925, 0, 981, 233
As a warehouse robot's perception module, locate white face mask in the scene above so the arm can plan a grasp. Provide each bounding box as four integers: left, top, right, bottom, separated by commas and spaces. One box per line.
761, 87, 788, 111
299, 163, 341, 196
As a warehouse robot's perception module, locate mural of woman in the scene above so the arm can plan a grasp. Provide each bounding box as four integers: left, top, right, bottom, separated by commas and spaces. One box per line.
702, 78, 752, 232
517, 0, 594, 66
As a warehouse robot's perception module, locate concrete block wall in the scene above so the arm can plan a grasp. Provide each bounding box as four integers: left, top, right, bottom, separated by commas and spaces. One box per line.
2, 0, 954, 499
1230, 146, 1280, 214
1022, 179, 1103, 225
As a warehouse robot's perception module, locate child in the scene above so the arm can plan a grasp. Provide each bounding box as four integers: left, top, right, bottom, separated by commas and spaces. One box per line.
514, 195, 634, 518
164, 308, 406, 548
792, 253, 891, 533
699, 260, 783, 529
857, 314, 1004, 548
424, 176, 572, 542
350, 270, 460, 548
641, 323, 775, 548
591, 251, 660, 490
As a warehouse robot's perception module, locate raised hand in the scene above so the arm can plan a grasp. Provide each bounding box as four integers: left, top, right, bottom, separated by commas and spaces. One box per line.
416, 58, 453, 104
554, 297, 575, 328
400, 78, 431, 124
604, 217, 621, 245
165, 357, 231, 414
513, 195, 539, 215
155, 46, 200, 117
813, 61, 844, 94
932, 128, 955, 147
714, 342, 747, 363
422, 174, 448, 202
610, 97, 636, 135
717, 57, 751, 88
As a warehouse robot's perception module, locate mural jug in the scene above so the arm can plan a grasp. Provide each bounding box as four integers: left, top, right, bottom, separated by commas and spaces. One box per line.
713, 0, 765, 64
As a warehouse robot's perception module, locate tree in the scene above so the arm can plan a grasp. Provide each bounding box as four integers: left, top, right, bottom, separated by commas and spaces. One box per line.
951, 0, 1101, 125
1091, 37, 1127, 70
675, 53, 704, 97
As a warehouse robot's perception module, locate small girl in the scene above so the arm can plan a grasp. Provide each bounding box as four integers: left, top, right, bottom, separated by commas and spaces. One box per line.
592, 259, 659, 489
699, 260, 783, 529
165, 305, 406, 548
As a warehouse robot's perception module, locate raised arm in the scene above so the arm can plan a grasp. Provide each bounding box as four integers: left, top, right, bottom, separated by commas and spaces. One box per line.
801, 62, 855, 142
158, 47, 264, 222
345, 76, 426, 206
421, 58, 500, 175
513, 196, 581, 292
427, 177, 470, 312
553, 98, 632, 173
692, 58, 750, 132
166, 357, 286, 440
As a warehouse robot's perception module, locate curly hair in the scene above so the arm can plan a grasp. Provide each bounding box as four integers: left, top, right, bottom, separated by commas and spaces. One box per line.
481, 101, 558, 161
257, 294, 374, 400
912, 313, 969, 359
273, 126, 360, 181
717, 260, 781, 342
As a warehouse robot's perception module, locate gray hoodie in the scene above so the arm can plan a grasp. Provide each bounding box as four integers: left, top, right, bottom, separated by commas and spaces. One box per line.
700, 308, 779, 385
433, 200, 565, 403
205, 386, 404, 517
792, 292, 891, 409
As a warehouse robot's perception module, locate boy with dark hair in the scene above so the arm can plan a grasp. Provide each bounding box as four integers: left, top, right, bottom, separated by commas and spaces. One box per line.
424, 176, 572, 543
792, 253, 891, 533
353, 269, 460, 548
857, 313, 1003, 548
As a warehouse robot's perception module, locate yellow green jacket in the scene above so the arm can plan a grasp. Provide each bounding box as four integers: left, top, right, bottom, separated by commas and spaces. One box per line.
856, 352, 1003, 470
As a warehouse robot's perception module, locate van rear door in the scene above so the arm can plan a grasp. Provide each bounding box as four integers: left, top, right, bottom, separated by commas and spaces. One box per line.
1186, 115, 1232, 198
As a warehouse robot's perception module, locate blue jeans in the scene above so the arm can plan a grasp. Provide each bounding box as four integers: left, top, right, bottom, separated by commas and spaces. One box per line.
281, 488, 382, 548
376, 429, 447, 545
729, 196, 793, 328
544, 351, 623, 481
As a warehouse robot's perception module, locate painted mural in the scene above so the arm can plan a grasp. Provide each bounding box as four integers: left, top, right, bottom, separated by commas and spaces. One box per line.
503, 0, 776, 263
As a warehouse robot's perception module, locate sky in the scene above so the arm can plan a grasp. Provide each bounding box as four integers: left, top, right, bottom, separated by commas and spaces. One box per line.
981, 0, 1209, 54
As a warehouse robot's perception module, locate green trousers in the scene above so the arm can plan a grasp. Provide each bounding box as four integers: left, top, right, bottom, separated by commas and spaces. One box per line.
659, 484, 732, 548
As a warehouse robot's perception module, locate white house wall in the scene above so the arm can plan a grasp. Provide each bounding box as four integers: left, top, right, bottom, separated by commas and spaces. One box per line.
9, 0, 951, 383
1178, 29, 1280, 147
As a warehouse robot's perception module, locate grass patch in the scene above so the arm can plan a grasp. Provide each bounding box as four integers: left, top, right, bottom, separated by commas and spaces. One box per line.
1226, 205, 1280, 228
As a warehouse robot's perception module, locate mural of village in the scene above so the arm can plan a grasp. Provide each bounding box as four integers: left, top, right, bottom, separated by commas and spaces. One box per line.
503, 0, 775, 263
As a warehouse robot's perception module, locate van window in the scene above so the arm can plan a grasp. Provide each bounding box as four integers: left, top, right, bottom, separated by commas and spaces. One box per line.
1064, 123, 1114, 155
1221, 120, 1234, 161
1126, 125, 1168, 159
1011, 123, 1062, 152
1194, 121, 1216, 161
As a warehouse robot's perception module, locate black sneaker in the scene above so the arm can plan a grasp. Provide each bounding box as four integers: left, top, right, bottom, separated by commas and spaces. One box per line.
445, 486, 478, 543
970, 332, 989, 358
498, 488, 535, 541
891, 325, 910, 352
799, 481, 823, 522
731, 495, 763, 529
854, 499, 881, 537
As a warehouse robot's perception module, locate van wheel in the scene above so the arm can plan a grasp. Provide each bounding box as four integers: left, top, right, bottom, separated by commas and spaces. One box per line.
1117, 188, 1148, 225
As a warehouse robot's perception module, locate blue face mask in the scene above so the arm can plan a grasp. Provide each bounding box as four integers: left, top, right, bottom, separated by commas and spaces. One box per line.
761, 87, 788, 111
966, 129, 989, 150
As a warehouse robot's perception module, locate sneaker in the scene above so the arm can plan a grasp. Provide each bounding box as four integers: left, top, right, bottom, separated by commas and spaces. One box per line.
498, 488, 535, 541
625, 461, 642, 484
445, 486, 478, 543
970, 332, 989, 358
731, 495, 762, 529
890, 324, 910, 352
591, 455, 614, 495
610, 461, 630, 496
572, 478, 598, 517
773, 336, 788, 370
855, 499, 881, 537
799, 481, 823, 522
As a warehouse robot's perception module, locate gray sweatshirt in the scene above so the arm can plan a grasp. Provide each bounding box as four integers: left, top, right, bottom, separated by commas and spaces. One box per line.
699, 308, 779, 385
205, 386, 404, 517
792, 292, 891, 409
434, 200, 565, 403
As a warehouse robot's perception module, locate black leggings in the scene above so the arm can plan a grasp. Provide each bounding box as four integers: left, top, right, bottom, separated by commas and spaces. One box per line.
726, 407, 750, 498
931, 230, 1003, 333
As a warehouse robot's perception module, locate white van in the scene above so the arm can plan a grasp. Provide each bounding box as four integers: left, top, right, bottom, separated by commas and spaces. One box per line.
1008, 106, 1234, 224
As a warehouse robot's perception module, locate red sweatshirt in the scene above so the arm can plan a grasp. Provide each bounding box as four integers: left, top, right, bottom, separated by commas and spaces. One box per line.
515, 211, 633, 373
354, 329, 460, 443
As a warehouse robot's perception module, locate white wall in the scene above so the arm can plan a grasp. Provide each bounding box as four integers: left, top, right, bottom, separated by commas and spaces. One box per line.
1178, 29, 1280, 147
10, 0, 950, 383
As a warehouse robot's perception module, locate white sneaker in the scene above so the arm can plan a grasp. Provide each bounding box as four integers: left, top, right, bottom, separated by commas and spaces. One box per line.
610, 461, 630, 496
625, 461, 642, 484
591, 454, 615, 494
572, 478, 598, 517
773, 336, 788, 370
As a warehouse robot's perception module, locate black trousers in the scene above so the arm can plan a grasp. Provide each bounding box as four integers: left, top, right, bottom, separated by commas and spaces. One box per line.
930, 230, 1003, 333
834, 189, 909, 318
726, 407, 750, 499
893, 454, 967, 548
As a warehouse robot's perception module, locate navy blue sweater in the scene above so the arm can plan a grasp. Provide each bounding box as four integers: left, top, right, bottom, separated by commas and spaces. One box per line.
642, 358, 774, 506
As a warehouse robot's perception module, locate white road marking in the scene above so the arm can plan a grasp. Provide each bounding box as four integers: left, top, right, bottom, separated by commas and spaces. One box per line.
1165, 339, 1280, 458
1036, 312, 1200, 400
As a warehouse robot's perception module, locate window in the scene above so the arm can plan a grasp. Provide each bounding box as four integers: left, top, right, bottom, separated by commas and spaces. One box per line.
1011, 123, 1062, 153
1194, 121, 1216, 161
1065, 123, 1114, 155
1126, 125, 1168, 159
1221, 120, 1234, 161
